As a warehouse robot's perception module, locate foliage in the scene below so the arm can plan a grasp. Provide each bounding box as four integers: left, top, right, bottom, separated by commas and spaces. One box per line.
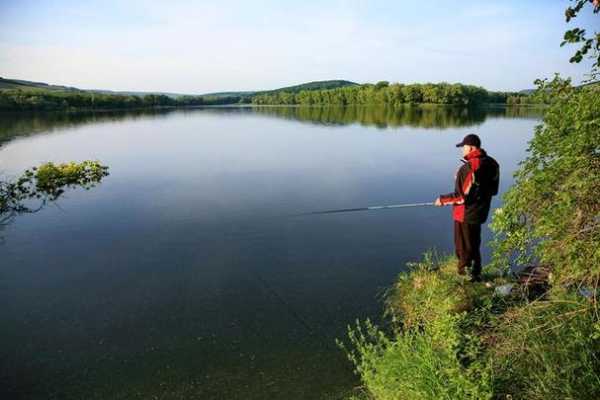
384, 252, 477, 329
338, 254, 497, 400
0, 80, 537, 111
254, 79, 358, 95
252, 82, 518, 106
0, 161, 109, 224
505, 93, 549, 106
562, 0, 600, 81
0, 89, 208, 111
489, 294, 600, 400
0, 79, 359, 111
490, 76, 600, 286
340, 250, 600, 400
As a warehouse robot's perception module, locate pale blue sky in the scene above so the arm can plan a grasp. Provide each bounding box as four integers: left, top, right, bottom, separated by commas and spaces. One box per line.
0, 0, 596, 93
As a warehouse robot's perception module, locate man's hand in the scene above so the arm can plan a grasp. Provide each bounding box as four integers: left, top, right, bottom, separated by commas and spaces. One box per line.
434, 197, 443, 207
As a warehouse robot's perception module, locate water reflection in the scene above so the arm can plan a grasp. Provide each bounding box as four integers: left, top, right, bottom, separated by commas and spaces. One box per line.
251, 105, 542, 129
0, 109, 174, 147
0, 105, 543, 147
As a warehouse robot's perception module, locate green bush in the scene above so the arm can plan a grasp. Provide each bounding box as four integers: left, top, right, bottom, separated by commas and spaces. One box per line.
338, 255, 495, 400
385, 252, 483, 329
486, 77, 600, 398
340, 252, 600, 400
490, 77, 600, 286
489, 294, 600, 399
0, 160, 109, 220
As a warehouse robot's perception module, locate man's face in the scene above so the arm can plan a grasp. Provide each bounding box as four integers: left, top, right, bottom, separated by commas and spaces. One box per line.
462, 145, 471, 157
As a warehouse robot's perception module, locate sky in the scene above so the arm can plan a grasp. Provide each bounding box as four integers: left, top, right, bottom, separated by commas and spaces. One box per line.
0, 0, 597, 93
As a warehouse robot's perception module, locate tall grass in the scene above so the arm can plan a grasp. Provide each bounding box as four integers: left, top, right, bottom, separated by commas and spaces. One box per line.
338, 253, 600, 399
489, 292, 600, 399
337, 255, 495, 400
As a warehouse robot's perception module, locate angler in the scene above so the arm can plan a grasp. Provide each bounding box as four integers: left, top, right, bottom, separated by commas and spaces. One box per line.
435, 134, 500, 282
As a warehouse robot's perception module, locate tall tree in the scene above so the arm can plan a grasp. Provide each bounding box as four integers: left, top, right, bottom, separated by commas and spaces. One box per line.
562, 0, 600, 81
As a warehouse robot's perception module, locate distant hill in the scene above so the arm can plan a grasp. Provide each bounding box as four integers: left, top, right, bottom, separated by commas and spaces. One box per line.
519, 80, 598, 95
201, 80, 359, 99
0, 77, 195, 98
518, 89, 536, 95
86, 89, 194, 98
0, 77, 359, 100
0, 77, 81, 92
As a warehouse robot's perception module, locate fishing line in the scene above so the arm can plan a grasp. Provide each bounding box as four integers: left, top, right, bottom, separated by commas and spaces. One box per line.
292, 201, 435, 216
232, 200, 437, 342
252, 271, 315, 335
226, 221, 316, 335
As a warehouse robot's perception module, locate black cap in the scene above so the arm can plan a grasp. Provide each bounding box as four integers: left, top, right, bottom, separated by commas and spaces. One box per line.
455, 134, 481, 148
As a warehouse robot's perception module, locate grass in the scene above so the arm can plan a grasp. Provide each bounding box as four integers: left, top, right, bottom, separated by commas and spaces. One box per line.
338, 251, 600, 400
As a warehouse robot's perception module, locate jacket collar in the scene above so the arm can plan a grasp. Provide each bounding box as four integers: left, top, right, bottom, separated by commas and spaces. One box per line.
464, 147, 485, 161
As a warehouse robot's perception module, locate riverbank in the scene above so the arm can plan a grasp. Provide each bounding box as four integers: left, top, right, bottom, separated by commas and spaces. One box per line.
338, 78, 600, 400
339, 253, 599, 400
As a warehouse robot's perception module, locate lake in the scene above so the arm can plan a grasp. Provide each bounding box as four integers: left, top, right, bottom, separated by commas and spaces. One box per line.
0, 105, 541, 399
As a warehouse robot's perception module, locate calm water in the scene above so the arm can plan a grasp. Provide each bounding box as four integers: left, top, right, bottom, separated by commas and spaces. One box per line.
0, 106, 541, 399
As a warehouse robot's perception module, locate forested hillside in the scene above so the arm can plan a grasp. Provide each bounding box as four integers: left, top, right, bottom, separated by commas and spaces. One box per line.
252, 81, 522, 106
0, 78, 540, 111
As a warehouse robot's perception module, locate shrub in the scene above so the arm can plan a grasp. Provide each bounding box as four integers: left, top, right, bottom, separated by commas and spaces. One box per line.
490, 77, 600, 287
338, 254, 495, 400
0, 160, 109, 221
489, 294, 600, 399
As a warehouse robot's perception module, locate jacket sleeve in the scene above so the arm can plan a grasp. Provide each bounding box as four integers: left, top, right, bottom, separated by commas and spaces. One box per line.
491, 159, 500, 196
439, 164, 475, 205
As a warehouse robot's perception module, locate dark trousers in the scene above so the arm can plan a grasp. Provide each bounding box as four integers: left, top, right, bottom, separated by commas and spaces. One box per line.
454, 221, 482, 279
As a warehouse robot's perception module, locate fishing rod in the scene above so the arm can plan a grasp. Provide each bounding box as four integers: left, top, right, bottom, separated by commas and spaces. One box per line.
297, 201, 435, 216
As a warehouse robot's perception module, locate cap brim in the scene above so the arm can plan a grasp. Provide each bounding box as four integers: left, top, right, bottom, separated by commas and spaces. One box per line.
455, 142, 464, 147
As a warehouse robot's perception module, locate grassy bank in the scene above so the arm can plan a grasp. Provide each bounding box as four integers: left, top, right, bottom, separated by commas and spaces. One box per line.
338, 78, 600, 400
339, 253, 600, 400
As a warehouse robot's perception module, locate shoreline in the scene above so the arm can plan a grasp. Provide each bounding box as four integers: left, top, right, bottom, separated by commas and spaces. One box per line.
0, 102, 548, 115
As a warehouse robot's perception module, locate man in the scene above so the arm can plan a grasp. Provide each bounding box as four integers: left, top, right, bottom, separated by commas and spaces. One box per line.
434, 134, 500, 282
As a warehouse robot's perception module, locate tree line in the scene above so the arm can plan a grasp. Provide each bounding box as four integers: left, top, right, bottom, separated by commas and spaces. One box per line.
0, 82, 542, 112
0, 89, 235, 111
251, 81, 520, 106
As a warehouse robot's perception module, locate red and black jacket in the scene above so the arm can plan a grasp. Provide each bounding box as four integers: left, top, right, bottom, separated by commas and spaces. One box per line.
439, 148, 500, 224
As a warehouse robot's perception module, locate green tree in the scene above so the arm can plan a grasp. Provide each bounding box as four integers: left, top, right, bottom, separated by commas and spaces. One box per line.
491, 76, 600, 285
561, 0, 600, 81
375, 80, 390, 90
